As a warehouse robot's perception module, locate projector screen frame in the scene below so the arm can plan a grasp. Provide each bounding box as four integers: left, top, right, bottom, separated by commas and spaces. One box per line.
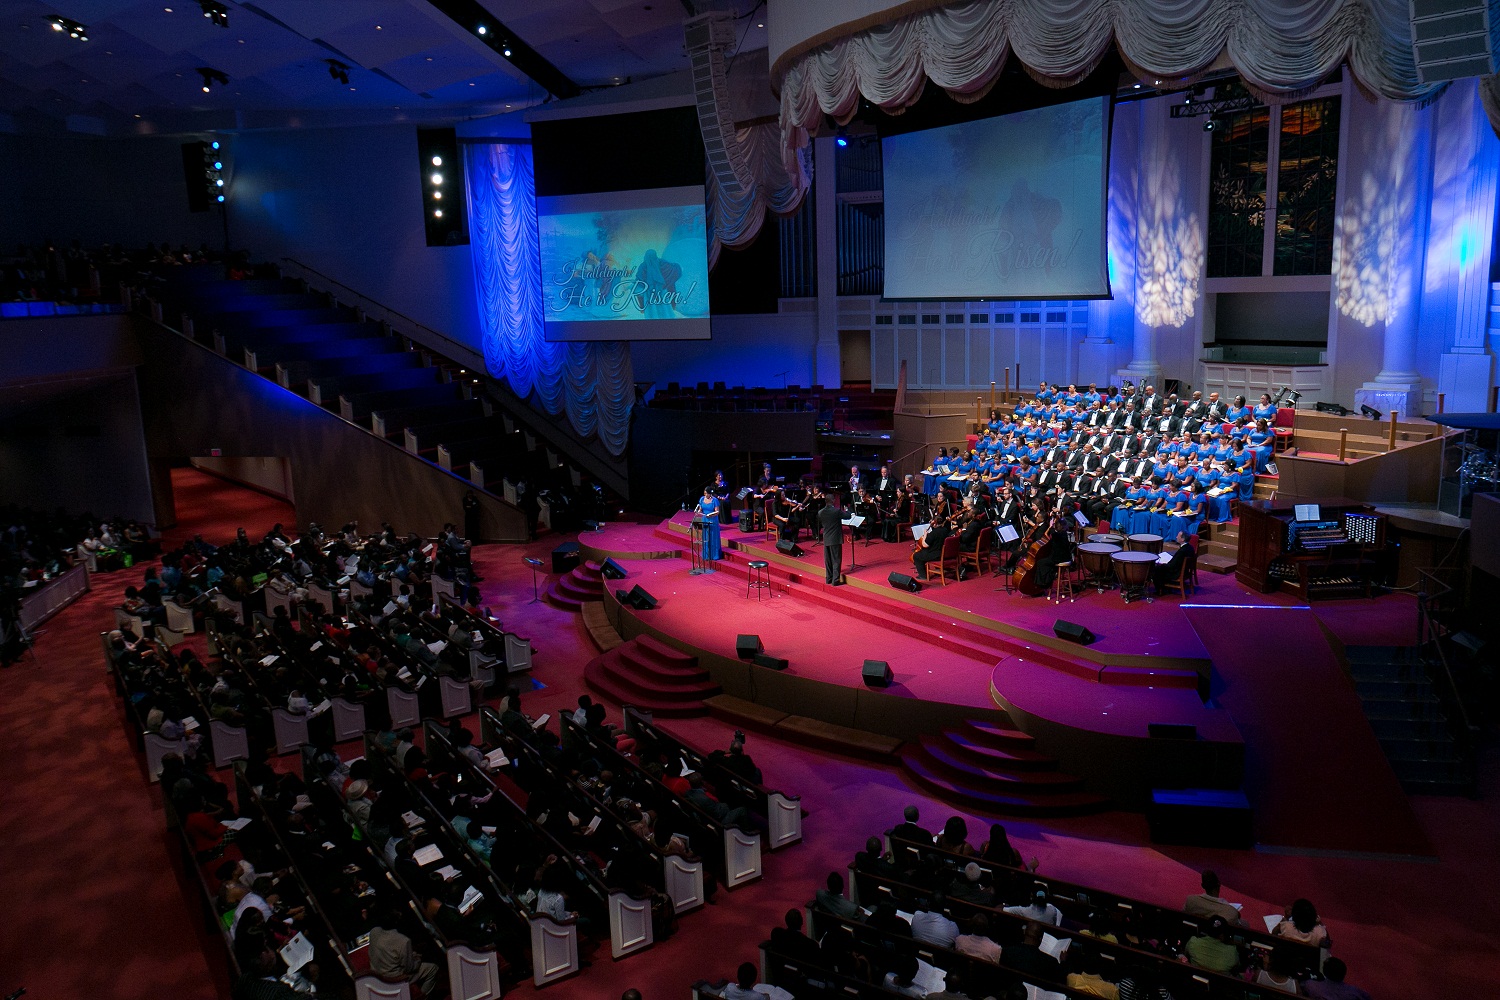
878, 94, 1115, 303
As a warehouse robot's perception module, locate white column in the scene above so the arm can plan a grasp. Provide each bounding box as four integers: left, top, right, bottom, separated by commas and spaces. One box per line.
812, 135, 841, 388
1356, 100, 1433, 420
1428, 80, 1499, 412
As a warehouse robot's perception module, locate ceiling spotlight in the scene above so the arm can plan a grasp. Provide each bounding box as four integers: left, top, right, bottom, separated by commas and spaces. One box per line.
434, 209, 443, 217
50, 16, 89, 40
502, 44, 512, 57
211, 140, 220, 149
477, 24, 487, 35
326, 59, 350, 85
433, 190, 441, 199
197, 66, 229, 93
199, 1, 228, 27
431, 155, 442, 166
216, 194, 225, 203
1203, 119, 1217, 132
430, 173, 442, 185
836, 136, 848, 147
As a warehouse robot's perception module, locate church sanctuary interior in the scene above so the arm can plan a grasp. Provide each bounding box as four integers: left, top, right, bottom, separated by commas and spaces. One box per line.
8, 2, 1500, 999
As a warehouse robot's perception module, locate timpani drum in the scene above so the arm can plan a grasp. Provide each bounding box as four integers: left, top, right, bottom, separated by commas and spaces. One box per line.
1126, 532, 1164, 554
1111, 550, 1157, 604
1088, 533, 1125, 546
1077, 542, 1122, 592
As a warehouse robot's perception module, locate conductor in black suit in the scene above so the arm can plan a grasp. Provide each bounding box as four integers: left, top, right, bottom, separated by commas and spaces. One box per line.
818, 493, 845, 586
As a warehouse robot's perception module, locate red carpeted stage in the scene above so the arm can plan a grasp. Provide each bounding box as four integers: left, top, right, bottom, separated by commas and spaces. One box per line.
581, 514, 1429, 856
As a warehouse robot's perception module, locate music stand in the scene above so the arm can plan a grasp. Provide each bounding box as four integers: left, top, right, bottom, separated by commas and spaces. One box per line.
523, 557, 544, 604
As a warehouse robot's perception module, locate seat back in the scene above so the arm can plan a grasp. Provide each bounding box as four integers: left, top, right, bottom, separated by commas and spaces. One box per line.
439, 676, 473, 719
163, 600, 195, 634
388, 687, 421, 728
143, 733, 184, 782
504, 633, 532, 674
1274, 406, 1296, 428
271, 708, 311, 754
210, 719, 250, 768
332, 697, 367, 742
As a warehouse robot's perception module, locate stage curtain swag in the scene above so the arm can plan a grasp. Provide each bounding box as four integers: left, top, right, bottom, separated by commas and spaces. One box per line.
465, 141, 633, 457
775, 0, 1446, 176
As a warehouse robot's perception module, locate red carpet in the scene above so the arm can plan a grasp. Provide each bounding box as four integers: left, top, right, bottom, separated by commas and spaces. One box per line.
1184, 605, 1431, 856
7, 472, 1500, 1000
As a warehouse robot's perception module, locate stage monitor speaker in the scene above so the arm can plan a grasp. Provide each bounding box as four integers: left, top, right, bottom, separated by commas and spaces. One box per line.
776, 539, 804, 557
1053, 619, 1096, 645
1148, 723, 1199, 741
624, 585, 658, 610
862, 659, 893, 688
736, 634, 763, 660
887, 571, 921, 593
417, 127, 469, 246
600, 558, 628, 580
753, 652, 789, 671
552, 541, 581, 574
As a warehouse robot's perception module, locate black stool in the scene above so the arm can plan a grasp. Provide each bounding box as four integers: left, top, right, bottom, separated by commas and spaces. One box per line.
746, 560, 772, 600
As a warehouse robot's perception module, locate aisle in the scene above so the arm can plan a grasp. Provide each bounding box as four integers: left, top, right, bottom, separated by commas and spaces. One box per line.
0, 467, 293, 1000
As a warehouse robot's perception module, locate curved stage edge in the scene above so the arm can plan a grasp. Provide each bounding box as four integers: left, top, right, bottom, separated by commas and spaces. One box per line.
580, 520, 1245, 808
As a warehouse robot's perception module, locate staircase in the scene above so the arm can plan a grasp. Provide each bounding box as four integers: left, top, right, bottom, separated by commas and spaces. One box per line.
583, 635, 720, 717
899, 720, 1109, 817
1196, 520, 1238, 575
546, 560, 605, 611
1345, 645, 1476, 796
151, 270, 560, 511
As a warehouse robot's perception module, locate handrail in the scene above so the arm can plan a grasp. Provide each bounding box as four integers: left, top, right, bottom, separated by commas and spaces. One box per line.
277, 257, 481, 366
1416, 568, 1475, 738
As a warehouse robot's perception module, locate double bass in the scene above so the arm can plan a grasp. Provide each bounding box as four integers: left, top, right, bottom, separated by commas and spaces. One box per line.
1010, 514, 1060, 596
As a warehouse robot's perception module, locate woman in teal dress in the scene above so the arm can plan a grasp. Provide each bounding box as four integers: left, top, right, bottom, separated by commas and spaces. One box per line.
693, 488, 722, 560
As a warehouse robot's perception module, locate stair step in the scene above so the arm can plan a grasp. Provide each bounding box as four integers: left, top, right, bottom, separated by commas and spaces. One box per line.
937, 730, 1054, 769
583, 661, 711, 718
1197, 553, 1238, 574
961, 720, 1038, 750
900, 750, 1108, 817
543, 590, 583, 612
1378, 738, 1467, 763
616, 644, 710, 685
1355, 679, 1436, 699
1368, 717, 1453, 740
916, 739, 1074, 784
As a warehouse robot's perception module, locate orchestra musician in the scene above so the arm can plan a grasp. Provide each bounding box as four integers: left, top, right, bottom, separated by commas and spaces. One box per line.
873, 465, 897, 498
846, 466, 863, 499
911, 509, 953, 578
710, 470, 732, 524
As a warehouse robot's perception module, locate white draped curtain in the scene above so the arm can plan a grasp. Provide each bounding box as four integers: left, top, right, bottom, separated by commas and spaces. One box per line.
465, 141, 633, 457
775, 0, 1445, 175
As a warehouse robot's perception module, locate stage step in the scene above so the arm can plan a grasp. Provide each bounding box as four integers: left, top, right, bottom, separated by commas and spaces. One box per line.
899, 747, 1109, 817
581, 602, 623, 653
1197, 553, 1238, 575
544, 563, 605, 611
705, 694, 791, 731
896, 720, 1106, 817
775, 716, 905, 760
583, 637, 719, 717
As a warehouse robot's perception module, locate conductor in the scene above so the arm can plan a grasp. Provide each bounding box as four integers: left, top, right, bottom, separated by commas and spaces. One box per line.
817, 493, 845, 586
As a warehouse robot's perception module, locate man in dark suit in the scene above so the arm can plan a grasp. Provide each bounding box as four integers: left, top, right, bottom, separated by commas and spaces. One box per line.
817, 493, 845, 586
890, 805, 935, 846
873, 465, 897, 498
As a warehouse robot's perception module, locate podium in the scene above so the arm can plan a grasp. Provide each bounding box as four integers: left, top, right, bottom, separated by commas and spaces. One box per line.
689, 513, 721, 575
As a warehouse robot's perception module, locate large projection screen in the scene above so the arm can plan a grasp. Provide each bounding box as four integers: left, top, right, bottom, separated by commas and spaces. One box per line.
882, 96, 1111, 301
538, 185, 712, 341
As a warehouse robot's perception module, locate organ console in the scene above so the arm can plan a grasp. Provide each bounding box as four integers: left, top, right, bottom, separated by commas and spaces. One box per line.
1235, 496, 1388, 600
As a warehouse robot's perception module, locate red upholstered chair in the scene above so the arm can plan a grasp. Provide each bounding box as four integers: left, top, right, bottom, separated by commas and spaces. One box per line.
1273, 406, 1295, 452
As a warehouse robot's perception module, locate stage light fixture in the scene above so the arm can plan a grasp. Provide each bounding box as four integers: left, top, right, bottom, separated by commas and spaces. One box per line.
476, 24, 487, 34
199, 1, 228, 27
211, 140, 219, 149
1360, 404, 1382, 419
50, 16, 89, 40
216, 194, 225, 203
503, 44, 512, 57
434, 209, 442, 217
430, 173, 442, 185
1203, 119, 1217, 132
431, 155, 442, 166
197, 67, 229, 93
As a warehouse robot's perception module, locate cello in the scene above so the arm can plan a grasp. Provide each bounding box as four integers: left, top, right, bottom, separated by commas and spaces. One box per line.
1010, 514, 1059, 596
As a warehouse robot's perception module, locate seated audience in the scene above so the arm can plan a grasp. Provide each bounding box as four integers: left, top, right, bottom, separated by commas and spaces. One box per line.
1183, 869, 1243, 925
1273, 897, 1331, 949
1302, 957, 1373, 1000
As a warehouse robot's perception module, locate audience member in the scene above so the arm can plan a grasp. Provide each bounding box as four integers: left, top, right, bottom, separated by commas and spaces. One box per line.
814, 870, 862, 921
1003, 888, 1062, 926
1273, 897, 1331, 949
910, 891, 960, 948
1183, 869, 1243, 924
891, 805, 935, 845
1302, 957, 1373, 1000
1184, 916, 1240, 973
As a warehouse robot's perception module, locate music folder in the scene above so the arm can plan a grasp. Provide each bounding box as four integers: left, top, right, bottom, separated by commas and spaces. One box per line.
997, 524, 1020, 544
911, 523, 932, 542
841, 514, 866, 527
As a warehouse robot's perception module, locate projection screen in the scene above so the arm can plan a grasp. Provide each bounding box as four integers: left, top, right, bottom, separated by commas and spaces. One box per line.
882, 96, 1111, 301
